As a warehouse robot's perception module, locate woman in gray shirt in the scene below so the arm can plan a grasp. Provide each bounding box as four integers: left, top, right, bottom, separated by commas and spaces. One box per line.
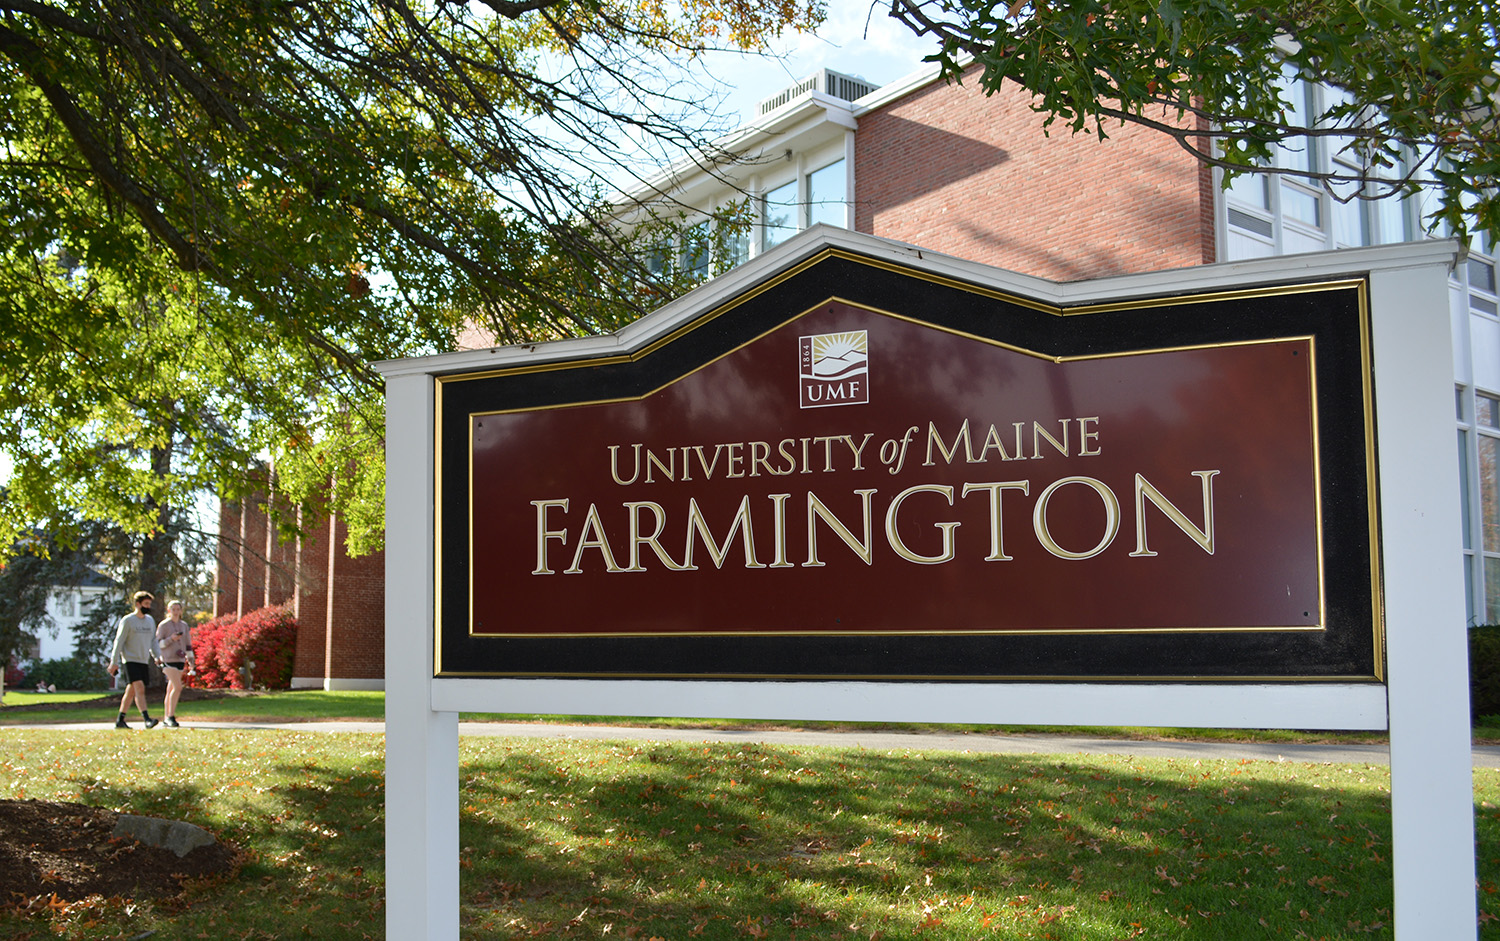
155, 600, 194, 728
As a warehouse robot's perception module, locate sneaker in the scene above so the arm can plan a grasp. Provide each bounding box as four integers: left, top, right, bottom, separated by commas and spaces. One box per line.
143, 717, 159, 729
165, 717, 180, 728
115, 717, 130, 729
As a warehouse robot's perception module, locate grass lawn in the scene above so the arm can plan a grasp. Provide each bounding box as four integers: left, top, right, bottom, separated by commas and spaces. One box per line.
2, 727, 1498, 939
0, 690, 116, 708
0, 689, 1417, 745
0, 688, 387, 724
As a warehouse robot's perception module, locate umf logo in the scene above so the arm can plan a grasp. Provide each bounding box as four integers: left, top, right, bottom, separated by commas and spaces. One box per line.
799, 331, 869, 408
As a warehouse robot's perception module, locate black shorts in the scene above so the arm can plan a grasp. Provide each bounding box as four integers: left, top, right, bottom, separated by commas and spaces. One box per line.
123, 661, 150, 684
164, 661, 185, 672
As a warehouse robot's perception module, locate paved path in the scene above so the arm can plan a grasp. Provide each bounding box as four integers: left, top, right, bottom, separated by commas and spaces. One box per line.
11, 718, 1500, 767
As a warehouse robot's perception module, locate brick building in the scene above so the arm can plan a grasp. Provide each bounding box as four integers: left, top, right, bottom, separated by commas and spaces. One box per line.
628, 61, 1497, 627
215, 488, 385, 690
850, 71, 1216, 279
222, 58, 1498, 685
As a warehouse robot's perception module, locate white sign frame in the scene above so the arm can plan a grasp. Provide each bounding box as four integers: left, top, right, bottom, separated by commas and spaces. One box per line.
380, 228, 1475, 939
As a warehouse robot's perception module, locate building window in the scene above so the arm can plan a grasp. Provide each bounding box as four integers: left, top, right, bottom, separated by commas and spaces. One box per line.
1457, 243, 1500, 626
644, 243, 673, 279
806, 159, 847, 229
1465, 389, 1500, 625
680, 221, 712, 279
638, 201, 754, 287
721, 226, 749, 270
759, 157, 849, 253
762, 179, 799, 250
1221, 71, 1428, 257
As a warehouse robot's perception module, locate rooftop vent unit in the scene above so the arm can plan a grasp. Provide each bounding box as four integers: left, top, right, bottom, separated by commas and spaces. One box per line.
755, 69, 880, 116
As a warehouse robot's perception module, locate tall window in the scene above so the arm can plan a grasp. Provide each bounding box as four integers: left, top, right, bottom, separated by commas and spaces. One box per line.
680, 221, 712, 278
806, 159, 847, 229
1461, 394, 1476, 622
722, 227, 749, 270
1276, 70, 1323, 248
759, 157, 849, 253
1477, 392, 1500, 623
762, 179, 799, 250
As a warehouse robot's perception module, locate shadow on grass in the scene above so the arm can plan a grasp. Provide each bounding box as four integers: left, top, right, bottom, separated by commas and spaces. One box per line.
6, 731, 1493, 940
452, 740, 1414, 940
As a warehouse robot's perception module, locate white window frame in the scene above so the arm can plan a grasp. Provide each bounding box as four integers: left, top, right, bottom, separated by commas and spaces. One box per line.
1216, 74, 1425, 260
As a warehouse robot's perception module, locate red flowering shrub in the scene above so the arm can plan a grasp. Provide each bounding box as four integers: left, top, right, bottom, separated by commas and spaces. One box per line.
187, 614, 236, 689
189, 607, 299, 690
225, 606, 298, 689
4, 659, 27, 689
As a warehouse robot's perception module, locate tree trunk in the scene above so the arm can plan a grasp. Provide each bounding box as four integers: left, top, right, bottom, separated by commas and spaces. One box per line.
138, 430, 176, 600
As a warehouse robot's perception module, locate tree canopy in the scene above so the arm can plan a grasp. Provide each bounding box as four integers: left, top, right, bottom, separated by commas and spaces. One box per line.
0, 0, 821, 559
889, 0, 1500, 238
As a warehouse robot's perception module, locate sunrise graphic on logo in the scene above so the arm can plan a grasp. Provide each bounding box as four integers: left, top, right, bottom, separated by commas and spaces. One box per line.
807, 331, 868, 379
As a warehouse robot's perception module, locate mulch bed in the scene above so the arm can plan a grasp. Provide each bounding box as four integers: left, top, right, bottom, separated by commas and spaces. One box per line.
0, 799, 239, 907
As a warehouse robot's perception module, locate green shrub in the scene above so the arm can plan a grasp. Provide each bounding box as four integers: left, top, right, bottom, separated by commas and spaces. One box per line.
25, 656, 111, 691
1470, 625, 1500, 722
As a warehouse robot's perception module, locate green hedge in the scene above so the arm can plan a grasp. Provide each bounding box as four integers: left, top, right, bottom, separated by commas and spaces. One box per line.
1471, 625, 1500, 722
21, 656, 111, 692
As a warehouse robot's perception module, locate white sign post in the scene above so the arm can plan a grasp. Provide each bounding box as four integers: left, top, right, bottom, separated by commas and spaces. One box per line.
1370, 259, 1477, 937
381, 230, 1474, 939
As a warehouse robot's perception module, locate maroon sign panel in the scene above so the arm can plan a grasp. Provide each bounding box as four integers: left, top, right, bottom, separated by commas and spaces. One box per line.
468, 301, 1321, 638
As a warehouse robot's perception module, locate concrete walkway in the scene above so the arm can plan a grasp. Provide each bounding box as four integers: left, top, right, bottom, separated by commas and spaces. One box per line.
13, 718, 1500, 767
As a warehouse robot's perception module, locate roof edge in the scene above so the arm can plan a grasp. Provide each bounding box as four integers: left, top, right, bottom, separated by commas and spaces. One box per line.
377, 227, 1460, 379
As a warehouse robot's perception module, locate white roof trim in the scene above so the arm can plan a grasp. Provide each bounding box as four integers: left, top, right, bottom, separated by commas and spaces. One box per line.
616, 93, 857, 208
849, 53, 976, 116
612, 56, 970, 212
377, 226, 1460, 379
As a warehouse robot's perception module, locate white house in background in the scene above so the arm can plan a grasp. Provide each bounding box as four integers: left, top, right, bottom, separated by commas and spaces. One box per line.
26, 569, 115, 662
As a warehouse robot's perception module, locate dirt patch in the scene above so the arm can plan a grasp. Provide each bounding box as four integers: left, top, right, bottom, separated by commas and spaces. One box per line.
0, 799, 239, 907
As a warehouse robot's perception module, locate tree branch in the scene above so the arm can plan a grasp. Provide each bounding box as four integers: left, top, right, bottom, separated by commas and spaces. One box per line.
0, 23, 216, 273
474, 0, 569, 20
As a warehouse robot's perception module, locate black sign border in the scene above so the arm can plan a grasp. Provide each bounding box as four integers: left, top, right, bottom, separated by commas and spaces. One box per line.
433, 250, 1380, 682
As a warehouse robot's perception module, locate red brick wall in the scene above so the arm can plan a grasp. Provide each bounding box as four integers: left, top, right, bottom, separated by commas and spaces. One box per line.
855, 72, 1214, 279
291, 515, 330, 681
216, 494, 384, 684
215, 497, 271, 620
325, 514, 385, 681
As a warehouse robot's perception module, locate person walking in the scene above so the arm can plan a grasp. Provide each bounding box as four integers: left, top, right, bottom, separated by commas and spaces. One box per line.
108, 591, 161, 729
155, 600, 194, 728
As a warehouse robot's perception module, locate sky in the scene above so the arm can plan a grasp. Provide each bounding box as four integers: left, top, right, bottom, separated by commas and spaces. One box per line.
697, 0, 942, 125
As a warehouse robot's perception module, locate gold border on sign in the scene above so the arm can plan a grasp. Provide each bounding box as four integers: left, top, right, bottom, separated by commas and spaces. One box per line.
434, 375, 446, 678
1358, 280, 1385, 682
432, 253, 1382, 680
463, 334, 1323, 637
433, 670, 1384, 683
